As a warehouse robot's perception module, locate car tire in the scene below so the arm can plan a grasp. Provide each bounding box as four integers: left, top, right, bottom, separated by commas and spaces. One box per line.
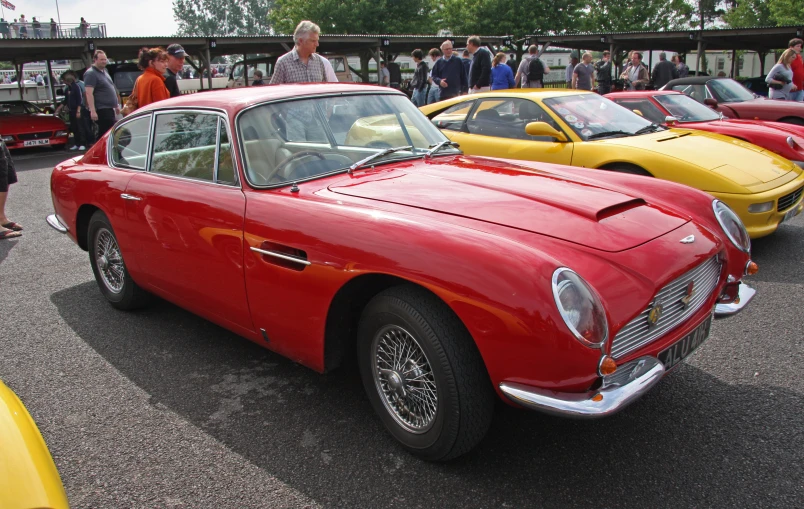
87, 210, 150, 310
357, 285, 494, 461
601, 163, 653, 177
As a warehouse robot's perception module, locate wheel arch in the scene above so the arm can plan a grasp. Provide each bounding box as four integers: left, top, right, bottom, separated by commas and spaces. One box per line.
75, 204, 102, 251
596, 162, 654, 177
322, 273, 480, 374
778, 116, 804, 126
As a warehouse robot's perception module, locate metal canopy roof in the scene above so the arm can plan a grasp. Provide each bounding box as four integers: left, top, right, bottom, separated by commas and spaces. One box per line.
0, 34, 510, 64
530, 25, 804, 53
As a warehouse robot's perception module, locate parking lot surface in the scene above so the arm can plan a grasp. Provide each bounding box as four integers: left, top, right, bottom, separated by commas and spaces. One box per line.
1, 148, 802, 508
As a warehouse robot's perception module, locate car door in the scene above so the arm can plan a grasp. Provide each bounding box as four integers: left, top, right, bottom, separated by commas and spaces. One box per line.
121, 110, 253, 334
432, 97, 574, 165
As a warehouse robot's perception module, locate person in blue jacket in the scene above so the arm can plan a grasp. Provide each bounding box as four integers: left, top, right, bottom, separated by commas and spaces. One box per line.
490, 52, 515, 90
430, 40, 467, 100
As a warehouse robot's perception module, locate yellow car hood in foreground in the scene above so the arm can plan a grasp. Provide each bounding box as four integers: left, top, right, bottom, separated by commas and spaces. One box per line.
604, 129, 798, 187
0, 381, 69, 509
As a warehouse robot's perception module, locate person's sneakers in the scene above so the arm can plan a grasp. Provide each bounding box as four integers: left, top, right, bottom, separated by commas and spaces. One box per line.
78, 146, 86, 150
69, 145, 79, 150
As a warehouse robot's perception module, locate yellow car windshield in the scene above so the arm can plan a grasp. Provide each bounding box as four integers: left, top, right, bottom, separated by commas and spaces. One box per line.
544, 94, 653, 141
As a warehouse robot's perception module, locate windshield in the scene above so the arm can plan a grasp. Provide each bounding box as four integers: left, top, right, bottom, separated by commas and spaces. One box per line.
709, 79, 755, 103
238, 93, 458, 187
114, 71, 142, 93
543, 93, 652, 140
654, 93, 720, 122
0, 102, 40, 115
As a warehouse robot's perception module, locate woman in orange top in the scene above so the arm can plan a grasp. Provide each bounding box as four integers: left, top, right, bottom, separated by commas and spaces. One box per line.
135, 47, 170, 108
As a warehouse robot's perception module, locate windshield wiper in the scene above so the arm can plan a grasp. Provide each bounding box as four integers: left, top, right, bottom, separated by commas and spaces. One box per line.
348, 145, 413, 173
424, 140, 461, 159
586, 130, 632, 140
634, 123, 663, 135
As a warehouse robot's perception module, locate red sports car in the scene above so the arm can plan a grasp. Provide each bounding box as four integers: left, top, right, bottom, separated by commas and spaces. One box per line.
0, 100, 69, 150
46, 84, 756, 460
608, 90, 804, 166
663, 77, 804, 125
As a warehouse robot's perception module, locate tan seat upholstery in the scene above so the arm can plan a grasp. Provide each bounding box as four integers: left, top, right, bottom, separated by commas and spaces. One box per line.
243, 139, 292, 184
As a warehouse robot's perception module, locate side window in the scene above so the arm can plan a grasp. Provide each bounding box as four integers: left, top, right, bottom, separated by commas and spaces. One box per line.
431, 101, 475, 131
468, 98, 560, 141
111, 115, 152, 170
616, 99, 666, 124
217, 119, 237, 185
673, 84, 708, 103
329, 58, 346, 72
151, 112, 219, 181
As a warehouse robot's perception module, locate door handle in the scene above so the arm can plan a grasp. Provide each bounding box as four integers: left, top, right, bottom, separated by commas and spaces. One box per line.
120, 193, 142, 201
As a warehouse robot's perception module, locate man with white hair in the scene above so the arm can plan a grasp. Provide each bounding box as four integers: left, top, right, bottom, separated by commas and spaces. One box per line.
270, 20, 327, 84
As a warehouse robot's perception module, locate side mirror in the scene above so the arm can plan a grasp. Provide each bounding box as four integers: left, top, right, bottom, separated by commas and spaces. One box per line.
704, 98, 718, 107
665, 115, 678, 125
632, 109, 644, 117
525, 121, 568, 142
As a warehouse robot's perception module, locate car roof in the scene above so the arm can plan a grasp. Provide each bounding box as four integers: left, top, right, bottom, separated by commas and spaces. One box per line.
664, 76, 721, 87
136, 83, 406, 115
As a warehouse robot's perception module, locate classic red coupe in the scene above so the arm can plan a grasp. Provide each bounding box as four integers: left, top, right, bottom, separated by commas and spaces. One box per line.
608, 90, 804, 166
0, 100, 69, 150
47, 84, 757, 460
663, 77, 804, 125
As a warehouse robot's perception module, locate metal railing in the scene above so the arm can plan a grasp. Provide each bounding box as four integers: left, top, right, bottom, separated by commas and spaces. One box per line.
0, 22, 106, 39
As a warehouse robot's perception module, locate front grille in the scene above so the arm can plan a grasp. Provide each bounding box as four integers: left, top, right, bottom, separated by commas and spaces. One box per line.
17, 131, 54, 141
778, 186, 804, 212
610, 256, 721, 359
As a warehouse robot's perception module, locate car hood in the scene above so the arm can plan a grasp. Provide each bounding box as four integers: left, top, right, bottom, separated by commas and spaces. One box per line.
0, 114, 65, 132
599, 128, 796, 184
327, 156, 689, 252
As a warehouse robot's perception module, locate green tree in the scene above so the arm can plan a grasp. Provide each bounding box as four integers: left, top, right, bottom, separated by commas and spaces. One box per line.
768, 0, 804, 25
723, 0, 774, 27
438, 0, 583, 39
689, 0, 727, 30
581, 0, 694, 32
268, 0, 438, 35
173, 0, 274, 36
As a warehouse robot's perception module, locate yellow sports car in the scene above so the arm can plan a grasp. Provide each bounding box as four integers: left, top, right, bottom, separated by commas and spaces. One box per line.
0, 380, 69, 509
420, 90, 804, 238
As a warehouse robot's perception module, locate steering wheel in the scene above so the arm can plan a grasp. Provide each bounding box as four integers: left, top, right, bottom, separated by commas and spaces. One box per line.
266, 151, 326, 182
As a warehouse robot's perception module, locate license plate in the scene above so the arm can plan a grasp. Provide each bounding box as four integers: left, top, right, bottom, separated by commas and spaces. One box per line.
658, 315, 712, 370
23, 139, 50, 146
781, 205, 800, 224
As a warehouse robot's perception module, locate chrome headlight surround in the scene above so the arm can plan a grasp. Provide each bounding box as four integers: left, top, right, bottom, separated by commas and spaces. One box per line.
551, 268, 609, 348
712, 200, 750, 253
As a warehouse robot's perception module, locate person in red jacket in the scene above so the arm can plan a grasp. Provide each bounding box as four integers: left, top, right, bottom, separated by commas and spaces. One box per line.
135, 47, 170, 108
788, 38, 804, 102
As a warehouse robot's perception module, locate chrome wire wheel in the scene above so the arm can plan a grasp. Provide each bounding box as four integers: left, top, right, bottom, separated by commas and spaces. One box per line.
372, 325, 438, 434
94, 228, 125, 294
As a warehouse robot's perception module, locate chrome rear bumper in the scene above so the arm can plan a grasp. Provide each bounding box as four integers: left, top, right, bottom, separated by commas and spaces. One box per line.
714, 282, 755, 319
46, 214, 68, 233
499, 356, 665, 419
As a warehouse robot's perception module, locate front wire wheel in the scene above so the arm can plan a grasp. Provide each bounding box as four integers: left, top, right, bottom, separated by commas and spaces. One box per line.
358, 285, 494, 461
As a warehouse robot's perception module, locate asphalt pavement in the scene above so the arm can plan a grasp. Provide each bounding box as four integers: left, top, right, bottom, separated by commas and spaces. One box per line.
1, 148, 802, 508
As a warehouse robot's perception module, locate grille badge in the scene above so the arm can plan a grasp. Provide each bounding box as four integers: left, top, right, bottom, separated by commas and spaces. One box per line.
647, 301, 664, 329
680, 235, 695, 244
680, 280, 695, 309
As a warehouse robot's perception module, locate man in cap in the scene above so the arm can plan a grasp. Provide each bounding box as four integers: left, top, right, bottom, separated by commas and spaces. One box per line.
165, 44, 186, 98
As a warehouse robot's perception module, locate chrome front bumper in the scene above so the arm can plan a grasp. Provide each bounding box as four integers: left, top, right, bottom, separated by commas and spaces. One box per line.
499, 356, 665, 419
714, 282, 755, 319
46, 214, 68, 233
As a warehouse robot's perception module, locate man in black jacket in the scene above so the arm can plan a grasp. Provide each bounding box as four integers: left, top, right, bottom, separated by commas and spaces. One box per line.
164, 44, 186, 98
652, 52, 679, 90
467, 35, 492, 94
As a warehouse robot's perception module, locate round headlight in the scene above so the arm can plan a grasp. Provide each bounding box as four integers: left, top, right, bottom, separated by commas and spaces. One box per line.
713, 200, 750, 253
551, 268, 609, 348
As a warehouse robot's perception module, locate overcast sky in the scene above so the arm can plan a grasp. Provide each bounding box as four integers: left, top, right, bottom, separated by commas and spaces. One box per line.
3, 0, 178, 36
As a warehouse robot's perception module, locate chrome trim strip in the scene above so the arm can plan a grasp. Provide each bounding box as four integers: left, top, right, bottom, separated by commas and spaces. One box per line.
499, 356, 665, 418
120, 193, 142, 201
714, 282, 756, 319
46, 214, 68, 233
250, 246, 311, 266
